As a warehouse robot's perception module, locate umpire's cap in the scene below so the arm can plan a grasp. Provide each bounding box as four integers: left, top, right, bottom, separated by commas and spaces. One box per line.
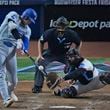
56, 16, 69, 27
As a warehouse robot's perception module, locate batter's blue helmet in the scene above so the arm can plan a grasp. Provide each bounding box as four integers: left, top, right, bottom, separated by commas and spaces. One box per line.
21, 8, 37, 24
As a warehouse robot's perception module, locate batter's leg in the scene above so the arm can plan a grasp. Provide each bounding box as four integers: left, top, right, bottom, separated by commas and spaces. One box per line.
0, 55, 10, 102
6, 54, 18, 95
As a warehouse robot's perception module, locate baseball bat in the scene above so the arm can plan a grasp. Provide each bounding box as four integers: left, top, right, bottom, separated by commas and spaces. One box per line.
24, 50, 36, 65
24, 50, 47, 76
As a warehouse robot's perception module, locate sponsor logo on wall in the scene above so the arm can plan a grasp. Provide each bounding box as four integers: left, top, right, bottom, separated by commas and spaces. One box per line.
50, 19, 110, 30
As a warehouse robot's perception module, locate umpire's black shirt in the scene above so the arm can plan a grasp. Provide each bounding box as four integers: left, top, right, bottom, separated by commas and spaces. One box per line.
40, 28, 81, 56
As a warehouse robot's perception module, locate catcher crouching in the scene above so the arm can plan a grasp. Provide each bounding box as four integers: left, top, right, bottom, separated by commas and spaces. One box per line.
52, 48, 110, 98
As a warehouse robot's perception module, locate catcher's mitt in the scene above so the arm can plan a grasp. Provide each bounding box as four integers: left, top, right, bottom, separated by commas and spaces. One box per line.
46, 72, 59, 89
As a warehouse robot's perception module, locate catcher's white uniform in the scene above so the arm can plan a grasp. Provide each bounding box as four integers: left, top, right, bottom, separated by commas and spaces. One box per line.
0, 11, 31, 104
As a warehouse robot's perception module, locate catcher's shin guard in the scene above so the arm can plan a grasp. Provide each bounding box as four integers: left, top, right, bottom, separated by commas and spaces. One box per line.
61, 86, 77, 98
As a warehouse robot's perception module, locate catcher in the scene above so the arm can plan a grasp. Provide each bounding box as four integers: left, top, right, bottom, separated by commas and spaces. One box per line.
52, 48, 110, 98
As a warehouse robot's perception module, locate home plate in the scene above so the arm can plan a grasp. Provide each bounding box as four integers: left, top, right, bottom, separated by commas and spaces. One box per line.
49, 105, 76, 109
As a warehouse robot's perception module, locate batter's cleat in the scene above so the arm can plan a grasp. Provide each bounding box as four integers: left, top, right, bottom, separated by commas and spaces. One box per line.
3, 98, 14, 108
11, 92, 18, 102
32, 86, 42, 93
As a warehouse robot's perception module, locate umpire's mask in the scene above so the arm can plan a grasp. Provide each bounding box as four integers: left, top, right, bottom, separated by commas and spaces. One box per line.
56, 16, 69, 37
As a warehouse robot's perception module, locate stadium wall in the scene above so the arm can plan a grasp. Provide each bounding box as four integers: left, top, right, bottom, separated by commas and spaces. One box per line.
17, 41, 110, 57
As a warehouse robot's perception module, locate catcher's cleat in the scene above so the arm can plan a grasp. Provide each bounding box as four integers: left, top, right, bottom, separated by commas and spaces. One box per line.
54, 88, 61, 96
32, 86, 42, 93
99, 72, 110, 84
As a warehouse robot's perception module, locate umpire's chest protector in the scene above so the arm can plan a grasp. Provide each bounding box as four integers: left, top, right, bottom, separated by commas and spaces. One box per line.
47, 30, 72, 55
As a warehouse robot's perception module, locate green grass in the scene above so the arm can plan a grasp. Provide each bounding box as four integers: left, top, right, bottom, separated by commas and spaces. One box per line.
17, 57, 36, 68
17, 57, 110, 80
87, 57, 110, 64
17, 72, 34, 81
17, 57, 36, 80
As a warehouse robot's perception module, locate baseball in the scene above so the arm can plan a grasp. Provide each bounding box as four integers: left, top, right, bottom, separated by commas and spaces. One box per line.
38, 65, 44, 70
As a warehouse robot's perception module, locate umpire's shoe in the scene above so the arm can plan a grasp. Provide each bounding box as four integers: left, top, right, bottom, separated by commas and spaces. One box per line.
32, 86, 42, 93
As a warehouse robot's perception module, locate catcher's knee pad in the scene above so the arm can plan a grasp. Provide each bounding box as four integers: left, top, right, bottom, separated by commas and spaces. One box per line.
99, 72, 110, 84
61, 86, 77, 98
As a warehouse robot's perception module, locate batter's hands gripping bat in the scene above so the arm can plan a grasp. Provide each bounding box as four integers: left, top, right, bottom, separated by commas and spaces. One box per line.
24, 50, 36, 64
24, 50, 47, 76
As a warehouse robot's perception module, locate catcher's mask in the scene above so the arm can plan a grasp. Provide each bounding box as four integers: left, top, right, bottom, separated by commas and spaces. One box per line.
66, 48, 83, 65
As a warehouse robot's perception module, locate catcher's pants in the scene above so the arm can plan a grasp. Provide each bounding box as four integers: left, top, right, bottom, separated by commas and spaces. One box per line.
0, 41, 17, 102
34, 52, 67, 87
72, 68, 105, 95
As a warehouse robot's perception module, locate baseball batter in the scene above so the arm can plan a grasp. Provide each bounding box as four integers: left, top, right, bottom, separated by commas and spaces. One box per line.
54, 49, 110, 98
0, 8, 37, 107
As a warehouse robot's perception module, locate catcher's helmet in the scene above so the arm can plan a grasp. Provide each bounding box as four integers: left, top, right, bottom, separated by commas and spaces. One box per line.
56, 16, 69, 27
66, 48, 82, 65
66, 48, 80, 57
21, 8, 37, 24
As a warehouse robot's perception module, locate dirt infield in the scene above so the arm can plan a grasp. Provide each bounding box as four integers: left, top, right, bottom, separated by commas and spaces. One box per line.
0, 81, 110, 110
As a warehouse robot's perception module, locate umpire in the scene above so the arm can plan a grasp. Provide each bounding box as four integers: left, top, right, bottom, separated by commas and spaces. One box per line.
32, 16, 82, 93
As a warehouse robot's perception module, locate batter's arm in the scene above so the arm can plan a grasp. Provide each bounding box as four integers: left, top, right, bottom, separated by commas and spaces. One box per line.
8, 19, 21, 40
7, 11, 21, 40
